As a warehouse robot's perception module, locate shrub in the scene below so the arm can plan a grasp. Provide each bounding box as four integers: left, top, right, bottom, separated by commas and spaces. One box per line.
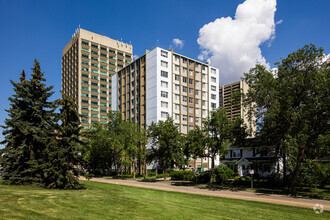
171, 170, 195, 181
156, 174, 165, 178
147, 171, 156, 177
214, 165, 236, 184
196, 172, 211, 183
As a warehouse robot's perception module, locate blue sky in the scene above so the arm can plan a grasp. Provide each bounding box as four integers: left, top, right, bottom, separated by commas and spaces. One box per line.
0, 0, 329, 147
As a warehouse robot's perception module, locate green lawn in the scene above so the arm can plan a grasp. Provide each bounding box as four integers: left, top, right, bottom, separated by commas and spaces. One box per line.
0, 180, 328, 219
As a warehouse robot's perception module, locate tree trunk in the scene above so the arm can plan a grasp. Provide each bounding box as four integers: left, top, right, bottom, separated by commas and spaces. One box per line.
289, 145, 306, 194
144, 144, 147, 179
164, 168, 168, 181
209, 154, 215, 184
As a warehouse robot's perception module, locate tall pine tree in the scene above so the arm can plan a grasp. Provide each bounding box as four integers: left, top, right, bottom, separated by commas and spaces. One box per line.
1, 60, 57, 186
45, 93, 84, 189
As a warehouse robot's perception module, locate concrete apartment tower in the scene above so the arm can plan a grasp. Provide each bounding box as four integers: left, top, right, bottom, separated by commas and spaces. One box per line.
219, 81, 256, 137
62, 28, 133, 128
112, 47, 220, 169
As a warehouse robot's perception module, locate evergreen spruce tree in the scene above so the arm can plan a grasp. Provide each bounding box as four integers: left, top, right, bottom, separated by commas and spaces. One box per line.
45, 93, 84, 189
1, 60, 57, 186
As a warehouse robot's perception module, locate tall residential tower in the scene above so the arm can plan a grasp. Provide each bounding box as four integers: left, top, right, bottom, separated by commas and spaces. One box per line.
62, 28, 133, 128
112, 47, 219, 134
219, 81, 256, 136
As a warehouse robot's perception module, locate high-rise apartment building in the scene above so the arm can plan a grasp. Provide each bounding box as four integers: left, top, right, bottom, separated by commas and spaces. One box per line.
112, 47, 219, 135
219, 81, 256, 136
62, 28, 133, 128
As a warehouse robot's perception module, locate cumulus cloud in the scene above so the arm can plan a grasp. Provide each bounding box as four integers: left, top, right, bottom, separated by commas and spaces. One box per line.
172, 38, 184, 49
197, 0, 278, 84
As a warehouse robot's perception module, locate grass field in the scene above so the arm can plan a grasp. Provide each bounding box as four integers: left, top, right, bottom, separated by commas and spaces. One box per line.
0, 180, 328, 219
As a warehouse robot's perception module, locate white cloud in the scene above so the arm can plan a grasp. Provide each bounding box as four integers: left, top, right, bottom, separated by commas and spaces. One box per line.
276, 19, 283, 25
197, 0, 278, 84
172, 38, 184, 49
133, 54, 139, 60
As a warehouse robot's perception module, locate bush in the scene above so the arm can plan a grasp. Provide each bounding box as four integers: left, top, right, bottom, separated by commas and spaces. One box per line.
196, 172, 211, 183
156, 174, 165, 178
147, 171, 156, 177
214, 165, 236, 184
171, 170, 195, 181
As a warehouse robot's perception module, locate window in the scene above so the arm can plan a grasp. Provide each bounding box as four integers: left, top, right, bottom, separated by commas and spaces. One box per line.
174, 55, 180, 62
189, 78, 193, 85
161, 111, 169, 118
195, 117, 200, 123
82, 67, 89, 71
189, 107, 193, 113
182, 105, 187, 112
91, 82, 98, 86
182, 58, 187, 64
101, 53, 107, 57
175, 84, 180, 91
161, 81, 168, 88
211, 68, 216, 74
91, 57, 98, 61
202, 74, 206, 80
91, 95, 98, 99
195, 108, 200, 114
100, 78, 106, 82
101, 46, 106, 51
182, 86, 187, 93
211, 85, 216, 91
175, 94, 180, 101
211, 77, 216, 83
92, 51, 98, 55
195, 81, 200, 86
189, 97, 193, 103
82, 54, 89, 59
161, 101, 168, 108
118, 52, 123, 56
175, 114, 180, 120
82, 61, 88, 65
183, 125, 187, 132
202, 109, 207, 116
182, 96, 187, 102
202, 92, 207, 99
189, 70, 193, 76
211, 94, 216, 100
182, 77, 187, 83
175, 74, 180, 81
202, 83, 206, 90
100, 97, 106, 100
195, 90, 199, 96
161, 91, 168, 98
91, 76, 98, 80
81, 80, 88, 84
189, 125, 194, 131
174, 104, 180, 111
189, 88, 193, 94
161, 61, 168, 68
109, 49, 115, 53
92, 44, 98, 48
82, 41, 89, 46
211, 103, 216, 109
175, 65, 179, 72
161, 71, 168, 78
232, 150, 241, 158
202, 101, 206, 107
182, 115, 188, 121
189, 116, 194, 123
161, 50, 168, 58
82, 93, 88, 97
91, 101, 98, 105
195, 99, 199, 104
82, 100, 88, 104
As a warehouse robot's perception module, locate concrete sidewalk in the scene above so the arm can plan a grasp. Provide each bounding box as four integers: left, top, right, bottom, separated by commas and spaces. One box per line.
81, 177, 330, 211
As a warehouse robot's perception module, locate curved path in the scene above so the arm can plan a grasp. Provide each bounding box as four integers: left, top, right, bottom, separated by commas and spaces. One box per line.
80, 177, 330, 211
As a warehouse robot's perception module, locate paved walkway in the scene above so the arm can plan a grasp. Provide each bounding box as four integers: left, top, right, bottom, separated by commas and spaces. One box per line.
81, 177, 330, 211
